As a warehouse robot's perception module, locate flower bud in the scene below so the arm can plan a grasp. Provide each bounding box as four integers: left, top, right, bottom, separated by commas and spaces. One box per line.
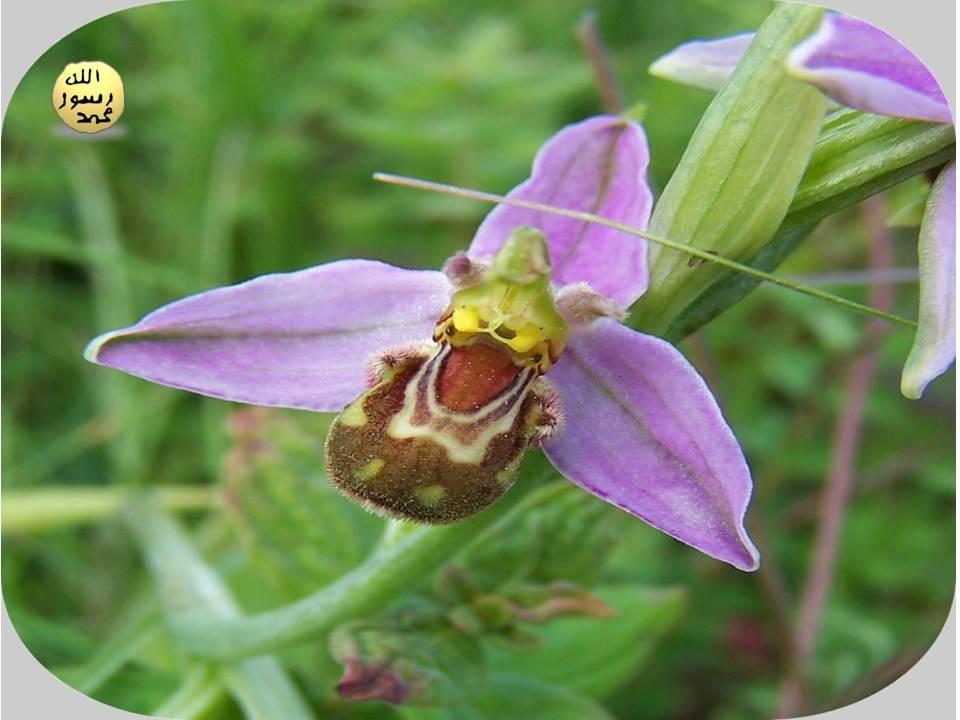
633, 3, 828, 335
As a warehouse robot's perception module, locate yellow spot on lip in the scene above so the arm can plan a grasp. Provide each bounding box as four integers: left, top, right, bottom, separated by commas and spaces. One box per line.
496, 456, 523, 486
414, 484, 447, 506
505, 328, 540, 353
452, 307, 481, 333
340, 401, 367, 427
452, 304, 546, 355
355, 458, 385, 482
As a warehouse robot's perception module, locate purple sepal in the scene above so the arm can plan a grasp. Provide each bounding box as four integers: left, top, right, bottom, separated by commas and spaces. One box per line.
902, 163, 956, 398
787, 14, 953, 124
648, 33, 755, 92
468, 116, 654, 307
85, 260, 451, 411
543, 318, 760, 571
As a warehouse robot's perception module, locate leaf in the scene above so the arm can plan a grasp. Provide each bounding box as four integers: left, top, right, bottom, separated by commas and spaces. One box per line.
329, 610, 486, 712
886, 175, 930, 228
221, 408, 382, 597
486, 584, 686, 698
460, 479, 628, 590
121, 503, 316, 720
473, 674, 615, 720
812, 606, 899, 698
221, 659, 318, 720
399, 674, 615, 720
85, 664, 183, 717
660, 224, 813, 342
55, 587, 163, 696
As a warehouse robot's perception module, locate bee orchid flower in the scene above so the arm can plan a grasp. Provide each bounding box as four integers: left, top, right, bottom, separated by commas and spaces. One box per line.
86, 116, 760, 571
652, 13, 956, 399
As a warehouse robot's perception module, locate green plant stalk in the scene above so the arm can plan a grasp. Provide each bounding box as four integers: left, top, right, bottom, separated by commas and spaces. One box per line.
67, 146, 143, 484
784, 120, 955, 231
2, 223, 202, 295
66, 147, 135, 343
68, 145, 194, 487
152, 664, 226, 720
121, 500, 316, 718
126, 460, 561, 660
165, 483, 539, 658
197, 129, 251, 494
635, 3, 828, 335
2, 485, 216, 534
59, 585, 162, 695
662, 224, 814, 342
221, 660, 315, 720
199, 129, 249, 286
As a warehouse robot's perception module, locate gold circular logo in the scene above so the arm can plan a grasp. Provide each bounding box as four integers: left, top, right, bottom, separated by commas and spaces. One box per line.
52, 61, 125, 134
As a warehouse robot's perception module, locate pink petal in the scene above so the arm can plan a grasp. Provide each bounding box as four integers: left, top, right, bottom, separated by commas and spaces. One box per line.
787, 14, 953, 124
648, 33, 755, 92
542, 319, 759, 571
85, 260, 451, 411
468, 116, 653, 307
902, 163, 956, 398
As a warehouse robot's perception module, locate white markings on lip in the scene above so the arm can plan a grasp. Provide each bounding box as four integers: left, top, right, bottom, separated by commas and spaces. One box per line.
386, 342, 535, 465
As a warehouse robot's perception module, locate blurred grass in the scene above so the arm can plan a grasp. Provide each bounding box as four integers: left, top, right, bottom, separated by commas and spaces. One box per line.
1, 1, 954, 719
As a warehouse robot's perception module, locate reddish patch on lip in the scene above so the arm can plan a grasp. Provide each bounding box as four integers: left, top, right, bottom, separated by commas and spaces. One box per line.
436, 342, 522, 413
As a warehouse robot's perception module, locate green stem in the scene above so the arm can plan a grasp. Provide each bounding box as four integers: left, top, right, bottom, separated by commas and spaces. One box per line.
121, 500, 316, 717
373, 173, 916, 330
152, 665, 226, 720
221, 660, 315, 720
169, 493, 522, 658
67, 146, 143, 485
66, 146, 135, 345
124, 462, 559, 660
69, 586, 162, 695
785, 117, 954, 229
2, 485, 216, 534
661, 224, 814, 341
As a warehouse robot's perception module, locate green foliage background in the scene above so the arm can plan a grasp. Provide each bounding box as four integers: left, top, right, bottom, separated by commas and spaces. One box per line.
1, 1, 954, 718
